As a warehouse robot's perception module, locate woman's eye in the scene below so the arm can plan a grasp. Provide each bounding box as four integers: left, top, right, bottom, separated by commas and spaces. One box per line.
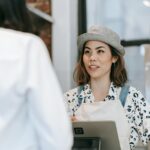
97, 50, 104, 53
84, 50, 90, 54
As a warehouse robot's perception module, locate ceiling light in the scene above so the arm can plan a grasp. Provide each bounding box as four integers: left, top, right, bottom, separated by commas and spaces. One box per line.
143, 0, 150, 7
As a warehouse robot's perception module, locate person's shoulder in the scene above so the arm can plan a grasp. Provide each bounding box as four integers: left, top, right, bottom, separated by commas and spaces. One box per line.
127, 85, 146, 101
121, 83, 142, 94
64, 86, 79, 98
64, 84, 89, 101
128, 85, 143, 94
0, 28, 43, 44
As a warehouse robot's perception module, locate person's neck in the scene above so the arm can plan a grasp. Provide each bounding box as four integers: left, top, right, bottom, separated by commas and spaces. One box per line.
90, 78, 111, 102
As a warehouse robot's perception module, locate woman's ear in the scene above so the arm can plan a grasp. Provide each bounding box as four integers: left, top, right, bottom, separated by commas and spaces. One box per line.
112, 56, 118, 63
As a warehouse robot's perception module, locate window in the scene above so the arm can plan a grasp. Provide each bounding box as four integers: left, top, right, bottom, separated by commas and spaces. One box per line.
26, 0, 52, 58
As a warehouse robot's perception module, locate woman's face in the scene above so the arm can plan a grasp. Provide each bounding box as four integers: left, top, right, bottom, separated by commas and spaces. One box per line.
83, 41, 117, 80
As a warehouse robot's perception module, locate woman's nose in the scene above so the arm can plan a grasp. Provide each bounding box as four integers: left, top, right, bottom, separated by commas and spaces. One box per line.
90, 53, 97, 61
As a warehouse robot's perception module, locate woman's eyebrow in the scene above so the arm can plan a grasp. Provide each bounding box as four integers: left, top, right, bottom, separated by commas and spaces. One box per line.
84, 46, 105, 49
84, 46, 91, 49
96, 46, 105, 50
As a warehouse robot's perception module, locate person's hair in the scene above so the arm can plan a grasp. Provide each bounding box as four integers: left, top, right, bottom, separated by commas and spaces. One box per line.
73, 43, 128, 87
0, 0, 33, 32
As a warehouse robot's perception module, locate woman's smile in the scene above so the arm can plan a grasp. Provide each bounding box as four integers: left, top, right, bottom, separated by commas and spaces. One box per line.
88, 64, 100, 71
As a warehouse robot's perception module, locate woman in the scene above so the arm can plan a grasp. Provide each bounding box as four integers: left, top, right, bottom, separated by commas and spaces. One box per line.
64, 25, 150, 150
0, 0, 73, 149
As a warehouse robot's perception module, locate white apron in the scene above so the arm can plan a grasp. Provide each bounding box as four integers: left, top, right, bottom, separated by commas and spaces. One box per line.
75, 97, 130, 150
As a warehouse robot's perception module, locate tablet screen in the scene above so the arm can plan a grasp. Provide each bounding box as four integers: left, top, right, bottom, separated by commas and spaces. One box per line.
72, 137, 101, 150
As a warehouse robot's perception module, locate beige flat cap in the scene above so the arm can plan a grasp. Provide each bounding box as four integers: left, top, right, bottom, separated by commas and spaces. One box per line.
77, 25, 125, 56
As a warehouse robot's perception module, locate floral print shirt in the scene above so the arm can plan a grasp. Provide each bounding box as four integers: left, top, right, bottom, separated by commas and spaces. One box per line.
64, 83, 150, 150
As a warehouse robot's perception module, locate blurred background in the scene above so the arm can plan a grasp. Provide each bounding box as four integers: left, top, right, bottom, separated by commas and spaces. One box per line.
26, 0, 150, 104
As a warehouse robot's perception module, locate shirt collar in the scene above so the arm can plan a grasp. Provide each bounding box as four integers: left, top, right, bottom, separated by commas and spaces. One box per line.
78, 82, 118, 102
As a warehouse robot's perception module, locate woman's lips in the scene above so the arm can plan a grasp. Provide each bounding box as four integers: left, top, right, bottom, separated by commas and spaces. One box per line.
89, 65, 100, 70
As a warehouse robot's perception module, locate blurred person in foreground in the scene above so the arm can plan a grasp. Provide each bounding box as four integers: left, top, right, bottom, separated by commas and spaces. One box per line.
0, 0, 73, 149
64, 25, 150, 150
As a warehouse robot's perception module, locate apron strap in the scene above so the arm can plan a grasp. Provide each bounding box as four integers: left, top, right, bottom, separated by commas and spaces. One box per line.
119, 85, 130, 107
77, 85, 84, 106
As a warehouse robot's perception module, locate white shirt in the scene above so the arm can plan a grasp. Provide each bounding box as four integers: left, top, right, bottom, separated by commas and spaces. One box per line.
0, 28, 73, 150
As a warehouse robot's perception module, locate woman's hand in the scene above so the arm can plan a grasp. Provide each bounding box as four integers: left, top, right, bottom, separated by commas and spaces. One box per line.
71, 116, 78, 122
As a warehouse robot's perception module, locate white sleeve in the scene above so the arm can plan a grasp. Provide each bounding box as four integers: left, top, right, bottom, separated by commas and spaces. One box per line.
24, 36, 73, 150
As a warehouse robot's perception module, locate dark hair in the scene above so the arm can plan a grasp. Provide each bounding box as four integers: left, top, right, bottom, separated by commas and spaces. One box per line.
73, 44, 128, 87
0, 0, 33, 32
